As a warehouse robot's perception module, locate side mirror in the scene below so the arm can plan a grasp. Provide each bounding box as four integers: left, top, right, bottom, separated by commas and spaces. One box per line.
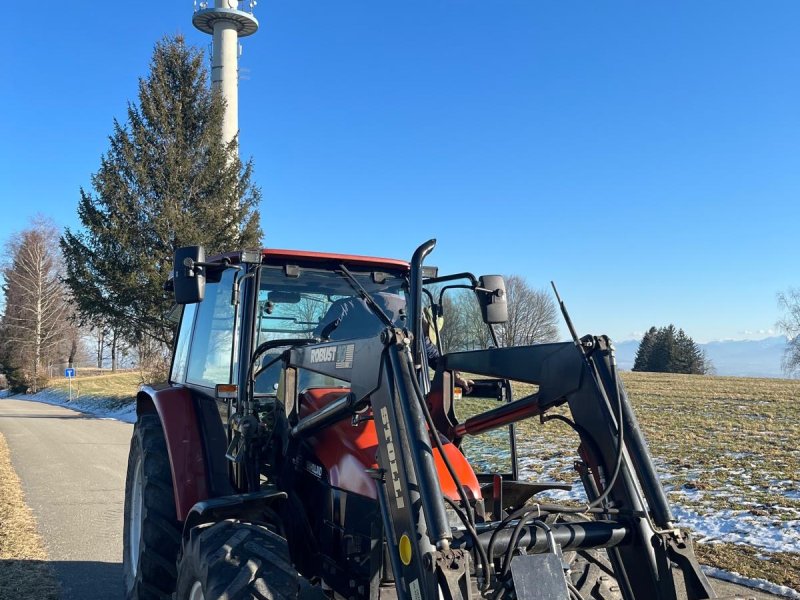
478, 275, 507, 324
173, 246, 206, 305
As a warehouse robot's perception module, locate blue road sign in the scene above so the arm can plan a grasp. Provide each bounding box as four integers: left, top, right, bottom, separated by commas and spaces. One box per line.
64, 368, 75, 378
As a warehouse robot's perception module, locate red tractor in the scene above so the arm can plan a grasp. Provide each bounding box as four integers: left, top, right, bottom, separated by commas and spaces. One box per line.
123, 240, 727, 600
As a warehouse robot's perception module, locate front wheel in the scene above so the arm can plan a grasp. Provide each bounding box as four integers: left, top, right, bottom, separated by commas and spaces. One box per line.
176, 521, 300, 600
123, 413, 182, 599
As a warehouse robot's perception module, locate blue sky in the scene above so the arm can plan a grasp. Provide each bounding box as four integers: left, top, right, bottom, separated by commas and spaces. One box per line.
1, 1, 798, 343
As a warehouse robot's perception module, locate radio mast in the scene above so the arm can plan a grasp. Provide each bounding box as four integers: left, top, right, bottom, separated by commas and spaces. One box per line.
192, 1, 259, 152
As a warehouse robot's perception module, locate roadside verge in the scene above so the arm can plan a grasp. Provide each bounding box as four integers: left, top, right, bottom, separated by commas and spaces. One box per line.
0, 430, 60, 599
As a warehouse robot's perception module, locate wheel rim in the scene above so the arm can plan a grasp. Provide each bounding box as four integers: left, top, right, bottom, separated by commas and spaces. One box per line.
189, 581, 205, 600
128, 455, 143, 576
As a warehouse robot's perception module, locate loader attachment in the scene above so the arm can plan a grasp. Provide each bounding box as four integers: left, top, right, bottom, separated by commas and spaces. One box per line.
442, 336, 717, 600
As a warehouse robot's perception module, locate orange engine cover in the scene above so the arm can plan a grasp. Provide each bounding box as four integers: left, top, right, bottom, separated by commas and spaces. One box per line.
299, 389, 482, 502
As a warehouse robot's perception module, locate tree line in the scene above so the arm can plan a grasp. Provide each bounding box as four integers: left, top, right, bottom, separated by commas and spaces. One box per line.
632, 325, 711, 375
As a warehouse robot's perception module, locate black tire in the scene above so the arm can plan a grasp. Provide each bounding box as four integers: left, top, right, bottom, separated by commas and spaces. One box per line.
175, 521, 300, 600
123, 413, 182, 599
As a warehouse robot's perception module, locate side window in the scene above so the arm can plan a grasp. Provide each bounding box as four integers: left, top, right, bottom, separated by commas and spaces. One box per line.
186, 269, 237, 388
170, 303, 197, 383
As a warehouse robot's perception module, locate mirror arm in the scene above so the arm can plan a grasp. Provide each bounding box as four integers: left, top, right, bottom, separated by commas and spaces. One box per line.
184, 256, 241, 272
423, 271, 478, 287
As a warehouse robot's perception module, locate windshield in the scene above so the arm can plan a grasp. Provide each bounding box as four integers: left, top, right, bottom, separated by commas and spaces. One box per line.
254, 265, 408, 394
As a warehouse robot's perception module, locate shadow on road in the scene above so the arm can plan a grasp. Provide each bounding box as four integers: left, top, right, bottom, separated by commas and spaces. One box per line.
0, 559, 123, 600
0, 413, 99, 420
52, 559, 123, 600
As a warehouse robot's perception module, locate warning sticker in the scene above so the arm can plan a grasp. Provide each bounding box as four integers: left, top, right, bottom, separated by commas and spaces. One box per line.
409, 579, 422, 600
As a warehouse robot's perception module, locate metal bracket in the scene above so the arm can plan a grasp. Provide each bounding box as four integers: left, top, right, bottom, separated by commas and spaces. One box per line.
225, 430, 244, 463
380, 327, 413, 348
665, 533, 717, 600
435, 549, 472, 600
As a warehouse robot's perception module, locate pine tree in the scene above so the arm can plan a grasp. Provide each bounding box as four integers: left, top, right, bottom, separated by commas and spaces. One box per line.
674, 328, 707, 374
645, 325, 673, 372
633, 327, 657, 371
61, 36, 262, 347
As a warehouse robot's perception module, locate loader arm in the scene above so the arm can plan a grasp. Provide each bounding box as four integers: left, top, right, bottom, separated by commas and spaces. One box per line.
442, 337, 716, 600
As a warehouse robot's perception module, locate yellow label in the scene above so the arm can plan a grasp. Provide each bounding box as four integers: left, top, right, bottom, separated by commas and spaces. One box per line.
453, 386, 463, 400
399, 534, 413, 566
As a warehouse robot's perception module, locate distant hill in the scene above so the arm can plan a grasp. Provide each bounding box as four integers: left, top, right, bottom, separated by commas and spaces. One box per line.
614, 336, 791, 378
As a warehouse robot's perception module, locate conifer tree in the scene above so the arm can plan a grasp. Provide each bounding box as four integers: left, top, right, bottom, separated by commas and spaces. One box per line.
633, 326, 657, 371
61, 36, 262, 347
674, 328, 707, 374
650, 325, 677, 372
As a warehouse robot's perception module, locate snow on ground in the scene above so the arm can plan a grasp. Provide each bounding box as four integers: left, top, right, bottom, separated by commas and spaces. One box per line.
508, 440, 800, 555
1, 388, 136, 423
702, 567, 800, 600
671, 501, 800, 554
464, 435, 800, 596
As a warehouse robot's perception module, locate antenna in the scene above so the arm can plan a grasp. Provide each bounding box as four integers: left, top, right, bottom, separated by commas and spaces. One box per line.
192, 1, 259, 153
551, 281, 582, 350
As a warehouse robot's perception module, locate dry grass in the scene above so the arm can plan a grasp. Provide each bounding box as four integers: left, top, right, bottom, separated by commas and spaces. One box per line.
696, 542, 799, 591
0, 431, 59, 599
623, 372, 800, 519
49, 372, 141, 402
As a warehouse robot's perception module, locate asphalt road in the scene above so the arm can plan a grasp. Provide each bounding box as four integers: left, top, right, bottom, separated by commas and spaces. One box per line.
0, 396, 788, 600
0, 397, 132, 600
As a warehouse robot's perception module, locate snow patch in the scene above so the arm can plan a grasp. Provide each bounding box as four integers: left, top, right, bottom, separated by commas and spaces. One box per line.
672, 505, 800, 554
4, 388, 136, 423
703, 566, 800, 599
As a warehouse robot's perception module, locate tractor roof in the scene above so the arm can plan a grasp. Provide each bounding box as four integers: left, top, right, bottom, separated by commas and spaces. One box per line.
209, 248, 410, 271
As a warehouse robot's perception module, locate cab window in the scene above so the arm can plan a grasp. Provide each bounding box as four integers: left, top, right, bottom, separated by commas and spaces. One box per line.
170, 303, 197, 383
254, 265, 407, 394
186, 268, 238, 388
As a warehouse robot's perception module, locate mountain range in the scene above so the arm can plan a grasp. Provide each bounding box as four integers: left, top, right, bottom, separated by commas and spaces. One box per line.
613, 336, 792, 378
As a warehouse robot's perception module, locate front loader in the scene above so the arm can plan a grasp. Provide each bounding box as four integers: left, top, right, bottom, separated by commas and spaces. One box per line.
123, 240, 740, 600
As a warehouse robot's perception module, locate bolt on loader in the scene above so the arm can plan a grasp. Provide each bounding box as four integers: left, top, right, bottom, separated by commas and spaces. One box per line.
123, 240, 744, 600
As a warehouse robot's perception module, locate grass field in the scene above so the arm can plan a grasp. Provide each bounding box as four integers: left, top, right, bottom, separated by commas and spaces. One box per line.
49, 371, 141, 399
459, 371, 800, 590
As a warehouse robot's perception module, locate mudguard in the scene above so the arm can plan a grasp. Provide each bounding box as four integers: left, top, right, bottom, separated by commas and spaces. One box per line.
137, 385, 209, 520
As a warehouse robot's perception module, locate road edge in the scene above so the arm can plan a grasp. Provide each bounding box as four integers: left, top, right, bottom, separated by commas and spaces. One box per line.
0, 429, 61, 599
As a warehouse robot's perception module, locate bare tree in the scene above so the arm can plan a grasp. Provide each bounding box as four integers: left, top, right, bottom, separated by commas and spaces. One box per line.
777, 288, 800, 376
458, 291, 494, 350
0, 219, 74, 391
434, 291, 466, 353
90, 324, 108, 369
495, 275, 558, 348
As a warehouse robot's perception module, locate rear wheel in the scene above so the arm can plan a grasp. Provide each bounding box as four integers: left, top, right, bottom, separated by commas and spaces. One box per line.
175, 521, 300, 600
123, 413, 182, 599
